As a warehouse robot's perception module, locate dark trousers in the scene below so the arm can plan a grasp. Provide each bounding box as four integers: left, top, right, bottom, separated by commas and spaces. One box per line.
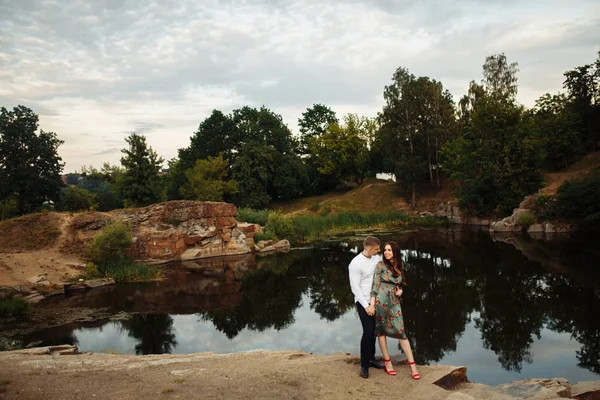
356, 301, 376, 367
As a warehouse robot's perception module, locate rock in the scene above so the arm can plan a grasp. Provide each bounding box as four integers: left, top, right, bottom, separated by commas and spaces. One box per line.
26, 275, 48, 284
64, 283, 86, 292
527, 223, 545, 233
45, 287, 65, 298
570, 380, 600, 399
24, 292, 45, 303
432, 366, 469, 390
256, 240, 273, 250
83, 278, 115, 289
420, 211, 434, 217
490, 221, 513, 232
259, 240, 291, 254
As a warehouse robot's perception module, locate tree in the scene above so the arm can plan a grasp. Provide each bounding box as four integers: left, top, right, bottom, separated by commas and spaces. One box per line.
0, 105, 65, 214
231, 145, 275, 209
57, 186, 98, 212
307, 114, 371, 186
375, 68, 456, 207
443, 54, 543, 216
232, 106, 298, 155
532, 93, 582, 170
119, 133, 164, 207
298, 104, 338, 154
181, 154, 239, 202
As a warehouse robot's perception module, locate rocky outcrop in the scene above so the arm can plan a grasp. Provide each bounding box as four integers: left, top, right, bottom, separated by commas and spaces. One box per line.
436, 196, 577, 236
64, 201, 275, 263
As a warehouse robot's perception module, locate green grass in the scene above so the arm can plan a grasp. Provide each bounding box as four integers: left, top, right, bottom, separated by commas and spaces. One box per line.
84, 261, 163, 283
263, 210, 448, 243
0, 296, 31, 318
237, 207, 269, 226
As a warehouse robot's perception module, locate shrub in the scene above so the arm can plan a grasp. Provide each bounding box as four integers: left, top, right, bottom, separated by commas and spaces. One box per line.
254, 231, 277, 242
518, 212, 536, 230
556, 168, 600, 221
87, 221, 133, 267
0, 296, 31, 318
237, 207, 269, 226
533, 195, 558, 221
264, 211, 296, 241
0, 196, 18, 220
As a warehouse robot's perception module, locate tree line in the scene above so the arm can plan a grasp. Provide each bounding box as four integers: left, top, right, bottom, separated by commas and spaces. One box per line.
1, 50, 599, 219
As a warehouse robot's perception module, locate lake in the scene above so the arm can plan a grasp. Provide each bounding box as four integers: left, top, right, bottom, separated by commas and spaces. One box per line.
4, 228, 600, 385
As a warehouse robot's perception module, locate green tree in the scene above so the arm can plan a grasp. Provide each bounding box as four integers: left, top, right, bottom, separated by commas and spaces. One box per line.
298, 104, 338, 154
231, 145, 275, 209
443, 54, 543, 216
0, 106, 65, 214
375, 68, 456, 206
532, 93, 582, 170
181, 154, 239, 201
119, 133, 164, 207
307, 114, 371, 186
57, 186, 98, 211
233, 106, 298, 154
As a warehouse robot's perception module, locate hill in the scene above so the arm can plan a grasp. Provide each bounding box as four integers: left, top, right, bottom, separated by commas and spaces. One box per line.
271, 151, 600, 215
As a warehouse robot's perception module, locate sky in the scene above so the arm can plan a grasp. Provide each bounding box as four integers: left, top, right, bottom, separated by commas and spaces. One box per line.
1, 0, 599, 173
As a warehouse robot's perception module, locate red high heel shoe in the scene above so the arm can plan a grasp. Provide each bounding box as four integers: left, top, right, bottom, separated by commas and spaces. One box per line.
409, 361, 420, 380
383, 358, 396, 376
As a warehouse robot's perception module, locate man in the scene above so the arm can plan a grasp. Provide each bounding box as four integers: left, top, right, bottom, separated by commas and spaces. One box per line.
348, 235, 384, 378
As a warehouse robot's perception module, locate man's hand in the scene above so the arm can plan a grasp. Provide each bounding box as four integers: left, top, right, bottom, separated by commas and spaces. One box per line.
395, 287, 403, 297
365, 304, 375, 316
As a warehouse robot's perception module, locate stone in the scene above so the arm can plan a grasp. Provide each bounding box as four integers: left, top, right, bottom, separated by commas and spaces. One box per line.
26, 275, 47, 284
24, 293, 45, 303
420, 211, 434, 217
571, 380, 600, 399
259, 240, 291, 254
527, 223, 545, 233
83, 278, 115, 289
45, 288, 65, 298
64, 284, 86, 292
256, 240, 273, 250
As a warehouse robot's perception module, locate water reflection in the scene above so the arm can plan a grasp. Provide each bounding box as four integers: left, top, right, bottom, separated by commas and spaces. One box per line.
4, 229, 600, 385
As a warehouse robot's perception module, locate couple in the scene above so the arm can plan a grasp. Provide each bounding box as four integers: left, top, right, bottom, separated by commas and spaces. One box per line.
348, 235, 421, 380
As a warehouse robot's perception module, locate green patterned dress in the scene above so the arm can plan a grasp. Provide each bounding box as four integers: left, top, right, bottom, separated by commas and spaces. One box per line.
370, 261, 407, 339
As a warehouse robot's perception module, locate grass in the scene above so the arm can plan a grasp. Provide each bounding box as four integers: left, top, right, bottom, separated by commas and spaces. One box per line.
0, 212, 62, 251
0, 296, 31, 318
237, 207, 269, 226
264, 210, 448, 244
83, 261, 163, 283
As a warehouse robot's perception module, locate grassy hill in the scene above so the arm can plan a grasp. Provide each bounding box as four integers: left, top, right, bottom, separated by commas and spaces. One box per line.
271, 151, 600, 216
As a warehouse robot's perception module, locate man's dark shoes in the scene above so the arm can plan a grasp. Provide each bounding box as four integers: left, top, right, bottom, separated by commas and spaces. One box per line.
369, 359, 384, 369
359, 365, 369, 379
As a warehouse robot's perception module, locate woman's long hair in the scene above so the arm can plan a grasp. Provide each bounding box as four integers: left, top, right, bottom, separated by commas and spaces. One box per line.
383, 241, 406, 286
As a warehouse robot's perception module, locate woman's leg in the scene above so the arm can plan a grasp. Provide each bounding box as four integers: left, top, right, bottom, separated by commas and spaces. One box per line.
399, 338, 420, 376
378, 335, 394, 371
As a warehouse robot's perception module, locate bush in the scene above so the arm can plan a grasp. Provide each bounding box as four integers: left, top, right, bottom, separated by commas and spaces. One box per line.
87, 221, 133, 266
0, 196, 18, 220
0, 296, 31, 318
264, 212, 296, 241
58, 186, 98, 212
556, 168, 600, 221
237, 207, 269, 226
518, 212, 536, 230
254, 231, 277, 242
533, 195, 558, 221
86, 221, 163, 282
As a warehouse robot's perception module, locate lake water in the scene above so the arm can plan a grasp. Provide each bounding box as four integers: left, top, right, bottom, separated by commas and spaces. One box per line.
6, 229, 600, 385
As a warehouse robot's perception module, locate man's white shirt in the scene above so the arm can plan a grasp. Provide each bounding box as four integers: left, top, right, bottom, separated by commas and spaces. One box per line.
348, 252, 382, 309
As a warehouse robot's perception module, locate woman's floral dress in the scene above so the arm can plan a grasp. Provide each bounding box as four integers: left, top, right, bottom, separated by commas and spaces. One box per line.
370, 261, 407, 339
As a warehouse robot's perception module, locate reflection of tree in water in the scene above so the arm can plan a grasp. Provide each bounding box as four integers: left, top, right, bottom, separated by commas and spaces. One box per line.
307, 248, 356, 321
198, 252, 309, 339
120, 314, 178, 355
399, 235, 477, 365
545, 274, 600, 374
474, 241, 547, 372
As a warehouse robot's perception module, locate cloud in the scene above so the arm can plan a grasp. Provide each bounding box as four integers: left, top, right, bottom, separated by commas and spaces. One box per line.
1, 0, 599, 171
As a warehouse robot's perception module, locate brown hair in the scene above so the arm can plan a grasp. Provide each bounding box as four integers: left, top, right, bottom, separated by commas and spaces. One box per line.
363, 236, 380, 248
383, 241, 406, 285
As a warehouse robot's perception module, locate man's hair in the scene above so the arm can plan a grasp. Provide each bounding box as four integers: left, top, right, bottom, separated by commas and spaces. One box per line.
363, 236, 380, 248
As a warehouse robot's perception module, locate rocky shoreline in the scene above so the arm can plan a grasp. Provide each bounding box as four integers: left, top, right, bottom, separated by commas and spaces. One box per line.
0, 345, 598, 400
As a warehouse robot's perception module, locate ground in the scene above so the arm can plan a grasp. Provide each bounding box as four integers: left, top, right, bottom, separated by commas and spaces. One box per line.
0, 347, 586, 400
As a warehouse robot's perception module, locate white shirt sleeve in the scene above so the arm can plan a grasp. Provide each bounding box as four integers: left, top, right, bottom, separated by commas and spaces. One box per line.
349, 260, 369, 309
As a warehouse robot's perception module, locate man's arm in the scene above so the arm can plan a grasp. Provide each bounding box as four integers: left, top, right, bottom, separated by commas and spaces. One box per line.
349, 261, 369, 309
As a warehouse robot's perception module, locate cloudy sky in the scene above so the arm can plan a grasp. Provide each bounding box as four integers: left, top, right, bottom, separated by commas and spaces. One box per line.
1, 0, 599, 173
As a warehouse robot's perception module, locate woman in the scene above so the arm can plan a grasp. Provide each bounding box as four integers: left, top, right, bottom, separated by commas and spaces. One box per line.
367, 241, 420, 379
